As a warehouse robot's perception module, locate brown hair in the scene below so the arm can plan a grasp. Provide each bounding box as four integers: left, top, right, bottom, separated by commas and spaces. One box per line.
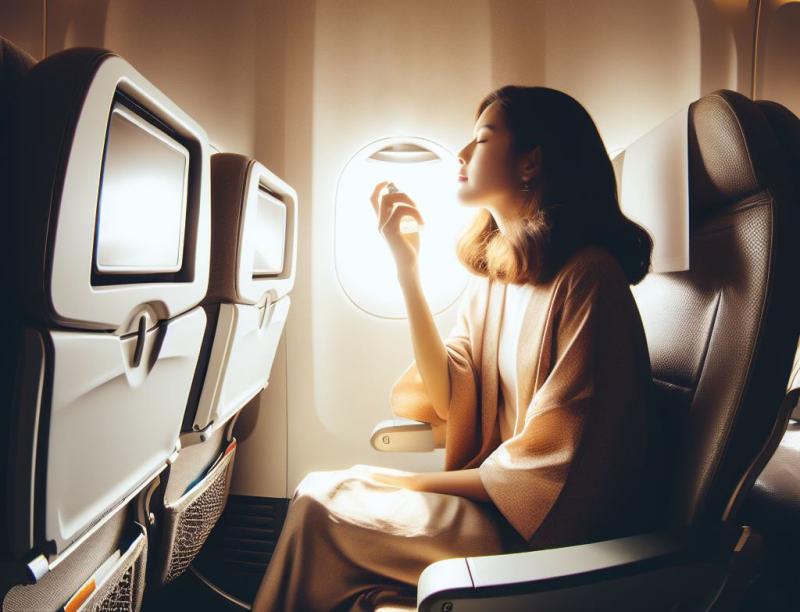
456, 86, 652, 285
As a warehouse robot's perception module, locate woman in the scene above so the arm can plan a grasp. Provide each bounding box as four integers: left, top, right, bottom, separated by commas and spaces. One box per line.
253, 86, 655, 611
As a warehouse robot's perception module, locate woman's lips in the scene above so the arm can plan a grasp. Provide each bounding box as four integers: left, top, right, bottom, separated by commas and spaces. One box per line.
458, 176, 467, 182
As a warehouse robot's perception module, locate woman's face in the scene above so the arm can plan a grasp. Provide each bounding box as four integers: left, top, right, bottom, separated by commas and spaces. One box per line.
456, 101, 522, 215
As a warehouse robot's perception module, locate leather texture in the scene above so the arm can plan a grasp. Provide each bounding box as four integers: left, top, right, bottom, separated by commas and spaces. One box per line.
631, 90, 800, 529
742, 95, 800, 528
206, 152, 252, 304
738, 98, 800, 585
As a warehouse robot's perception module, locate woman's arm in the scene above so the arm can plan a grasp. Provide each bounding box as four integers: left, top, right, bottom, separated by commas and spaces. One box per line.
372, 468, 490, 503
398, 268, 451, 421
370, 181, 451, 421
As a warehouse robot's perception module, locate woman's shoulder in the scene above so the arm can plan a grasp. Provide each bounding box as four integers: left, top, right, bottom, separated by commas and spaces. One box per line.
554, 245, 631, 299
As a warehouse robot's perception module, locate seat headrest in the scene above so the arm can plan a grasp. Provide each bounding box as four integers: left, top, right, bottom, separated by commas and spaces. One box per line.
756, 100, 800, 181
688, 89, 791, 219
2, 38, 35, 320
208, 153, 297, 305
0, 37, 35, 98
616, 90, 793, 274
18, 47, 211, 333
1, 36, 35, 173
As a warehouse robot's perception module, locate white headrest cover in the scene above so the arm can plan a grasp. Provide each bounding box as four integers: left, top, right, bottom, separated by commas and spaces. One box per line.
617, 108, 690, 273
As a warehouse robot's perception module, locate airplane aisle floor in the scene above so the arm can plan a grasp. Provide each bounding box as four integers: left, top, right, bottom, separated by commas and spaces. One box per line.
143, 569, 243, 612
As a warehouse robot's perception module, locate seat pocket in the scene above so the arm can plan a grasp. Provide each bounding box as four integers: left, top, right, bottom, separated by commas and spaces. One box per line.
157, 439, 237, 585
69, 523, 148, 612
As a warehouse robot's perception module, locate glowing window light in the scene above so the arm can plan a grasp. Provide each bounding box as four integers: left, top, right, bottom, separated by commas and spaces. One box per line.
334, 137, 473, 319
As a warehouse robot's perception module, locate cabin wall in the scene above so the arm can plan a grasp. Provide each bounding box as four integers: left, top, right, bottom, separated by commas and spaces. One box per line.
0, 0, 43, 59
3, 1, 798, 499
277, 0, 761, 496
756, 0, 800, 112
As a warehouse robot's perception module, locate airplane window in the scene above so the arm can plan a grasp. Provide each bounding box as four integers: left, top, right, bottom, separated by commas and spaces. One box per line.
334, 136, 471, 319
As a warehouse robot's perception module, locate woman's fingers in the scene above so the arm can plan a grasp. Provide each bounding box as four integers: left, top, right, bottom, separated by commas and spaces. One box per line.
378, 192, 419, 228
372, 182, 419, 219
369, 181, 390, 215
380, 202, 424, 235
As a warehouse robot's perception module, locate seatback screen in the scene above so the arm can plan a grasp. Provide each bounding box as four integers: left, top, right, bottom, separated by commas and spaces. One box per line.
95, 103, 189, 274
252, 187, 286, 276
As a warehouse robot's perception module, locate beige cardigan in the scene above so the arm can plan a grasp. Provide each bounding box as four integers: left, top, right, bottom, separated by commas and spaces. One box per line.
390, 246, 652, 547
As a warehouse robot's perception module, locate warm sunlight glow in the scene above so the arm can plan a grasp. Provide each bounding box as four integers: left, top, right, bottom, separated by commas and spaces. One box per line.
334, 137, 472, 318
301, 466, 434, 536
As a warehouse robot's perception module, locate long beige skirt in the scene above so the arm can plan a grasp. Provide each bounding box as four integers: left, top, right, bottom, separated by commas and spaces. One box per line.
252, 464, 528, 612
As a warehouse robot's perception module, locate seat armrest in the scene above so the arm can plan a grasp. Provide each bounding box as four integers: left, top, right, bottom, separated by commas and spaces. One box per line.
417, 530, 738, 611
370, 418, 435, 452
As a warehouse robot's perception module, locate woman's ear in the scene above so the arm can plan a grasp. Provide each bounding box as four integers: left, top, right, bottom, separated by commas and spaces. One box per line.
518, 146, 543, 184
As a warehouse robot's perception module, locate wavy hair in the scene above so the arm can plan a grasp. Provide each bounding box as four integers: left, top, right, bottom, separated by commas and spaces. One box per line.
456, 86, 652, 285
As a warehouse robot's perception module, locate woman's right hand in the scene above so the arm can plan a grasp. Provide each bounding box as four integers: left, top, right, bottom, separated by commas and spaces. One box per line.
369, 181, 425, 277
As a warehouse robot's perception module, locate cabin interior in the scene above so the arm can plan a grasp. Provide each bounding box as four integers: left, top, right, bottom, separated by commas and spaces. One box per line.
1, 1, 800, 610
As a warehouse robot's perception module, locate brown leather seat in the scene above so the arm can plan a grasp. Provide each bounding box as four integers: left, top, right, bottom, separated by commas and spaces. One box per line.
738, 98, 800, 611
631, 90, 800, 535
740, 418, 800, 610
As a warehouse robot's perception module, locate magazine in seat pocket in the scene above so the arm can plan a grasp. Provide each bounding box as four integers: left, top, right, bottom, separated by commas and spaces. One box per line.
62, 523, 148, 612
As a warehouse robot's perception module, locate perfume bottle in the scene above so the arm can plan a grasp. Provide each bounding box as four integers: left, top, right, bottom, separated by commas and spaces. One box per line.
385, 182, 421, 234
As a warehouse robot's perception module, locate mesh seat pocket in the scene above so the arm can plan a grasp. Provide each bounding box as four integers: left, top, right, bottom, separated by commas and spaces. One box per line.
74, 523, 148, 612
157, 440, 236, 585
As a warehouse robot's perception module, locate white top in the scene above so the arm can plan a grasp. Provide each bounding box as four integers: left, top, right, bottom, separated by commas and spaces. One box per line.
497, 282, 535, 441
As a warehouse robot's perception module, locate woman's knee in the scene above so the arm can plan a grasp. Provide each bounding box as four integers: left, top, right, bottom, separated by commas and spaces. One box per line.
288, 472, 339, 524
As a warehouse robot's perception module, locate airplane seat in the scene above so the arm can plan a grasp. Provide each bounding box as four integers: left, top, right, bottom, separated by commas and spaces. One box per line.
150, 152, 297, 587
393, 89, 800, 611
736, 99, 800, 608
0, 47, 211, 611
0, 34, 35, 460
0, 36, 35, 445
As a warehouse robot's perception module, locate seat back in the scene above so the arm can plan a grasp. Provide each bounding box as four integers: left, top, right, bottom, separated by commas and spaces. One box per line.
621, 90, 800, 530
0, 35, 36, 566
756, 99, 800, 419
149, 153, 297, 586
184, 152, 297, 437
6, 47, 211, 566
